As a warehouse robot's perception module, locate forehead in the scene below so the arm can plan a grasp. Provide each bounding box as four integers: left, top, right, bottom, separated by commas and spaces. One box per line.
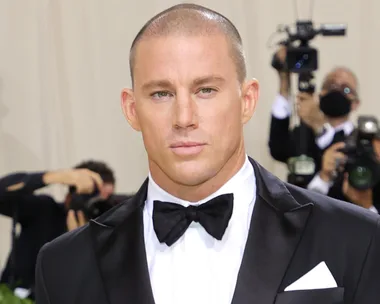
132, 34, 236, 86
329, 71, 357, 89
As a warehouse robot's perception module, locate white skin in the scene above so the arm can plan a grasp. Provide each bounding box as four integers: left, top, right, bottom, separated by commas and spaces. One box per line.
121, 33, 259, 202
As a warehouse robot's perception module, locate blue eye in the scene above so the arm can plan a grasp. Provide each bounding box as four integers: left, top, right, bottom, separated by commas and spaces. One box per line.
151, 91, 172, 99
200, 88, 213, 94
197, 88, 217, 97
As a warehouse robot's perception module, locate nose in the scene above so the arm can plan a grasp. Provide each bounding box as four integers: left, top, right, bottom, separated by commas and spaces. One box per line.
173, 92, 198, 130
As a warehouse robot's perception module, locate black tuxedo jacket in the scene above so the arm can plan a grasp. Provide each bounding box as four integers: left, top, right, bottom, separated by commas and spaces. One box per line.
35, 159, 380, 304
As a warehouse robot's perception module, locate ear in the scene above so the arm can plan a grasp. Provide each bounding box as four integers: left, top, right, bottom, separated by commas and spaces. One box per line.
241, 79, 259, 124
121, 88, 141, 131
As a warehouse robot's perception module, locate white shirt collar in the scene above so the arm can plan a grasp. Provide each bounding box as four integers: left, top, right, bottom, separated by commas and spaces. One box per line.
332, 120, 354, 135
316, 121, 354, 150
146, 155, 255, 217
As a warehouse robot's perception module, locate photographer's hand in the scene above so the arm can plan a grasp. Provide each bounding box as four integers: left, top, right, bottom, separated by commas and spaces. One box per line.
274, 46, 291, 98
43, 169, 103, 194
320, 142, 346, 182
342, 173, 374, 209
296, 92, 325, 133
66, 209, 87, 231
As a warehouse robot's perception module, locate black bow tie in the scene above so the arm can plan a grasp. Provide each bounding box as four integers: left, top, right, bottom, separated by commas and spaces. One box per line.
153, 193, 234, 246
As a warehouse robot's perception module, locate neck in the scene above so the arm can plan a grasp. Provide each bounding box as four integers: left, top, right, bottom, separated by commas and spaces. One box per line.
149, 142, 246, 202
327, 115, 349, 128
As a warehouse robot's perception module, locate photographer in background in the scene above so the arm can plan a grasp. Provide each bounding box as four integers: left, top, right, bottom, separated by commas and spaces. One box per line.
312, 123, 380, 213
0, 160, 119, 299
269, 46, 358, 183
269, 47, 380, 213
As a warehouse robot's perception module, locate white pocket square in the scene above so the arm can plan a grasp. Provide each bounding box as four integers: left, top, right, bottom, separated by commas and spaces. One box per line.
284, 261, 337, 292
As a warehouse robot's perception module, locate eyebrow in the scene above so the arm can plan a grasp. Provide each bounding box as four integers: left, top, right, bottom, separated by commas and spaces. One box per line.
141, 80, 173, 92
192, 75, 226, 87
322, 79, 357, 92
140, 75, 226, 92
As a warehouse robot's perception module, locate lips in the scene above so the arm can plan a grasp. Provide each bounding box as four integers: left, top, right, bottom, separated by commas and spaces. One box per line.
170, 142, 206, 156
170, 142, 204, 148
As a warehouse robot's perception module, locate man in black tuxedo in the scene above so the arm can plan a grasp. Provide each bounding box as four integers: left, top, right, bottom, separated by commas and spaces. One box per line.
35, 3, 380, 304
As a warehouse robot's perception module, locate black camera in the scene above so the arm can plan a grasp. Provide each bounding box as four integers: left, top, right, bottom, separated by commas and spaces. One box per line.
70, 191, 132, 220
340, 116, 380, 190
271, 20, 347, 188
286, 22, 346, 75
272, 21, 346, 93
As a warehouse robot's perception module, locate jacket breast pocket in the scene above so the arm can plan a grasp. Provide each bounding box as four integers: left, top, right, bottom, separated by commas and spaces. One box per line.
275, 287, 344, 304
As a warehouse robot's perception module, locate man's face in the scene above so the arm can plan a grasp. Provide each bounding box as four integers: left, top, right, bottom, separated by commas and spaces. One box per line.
320, 70, 360, 112
122, 34, 258, 188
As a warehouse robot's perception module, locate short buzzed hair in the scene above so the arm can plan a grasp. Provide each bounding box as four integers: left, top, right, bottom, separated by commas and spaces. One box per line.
129, 3, 246, 85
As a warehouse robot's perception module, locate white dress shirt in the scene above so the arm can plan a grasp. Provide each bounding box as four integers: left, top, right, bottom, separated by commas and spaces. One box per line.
314, 120, 354, 150
143, 155, 256, 304
271, 94, 292, 120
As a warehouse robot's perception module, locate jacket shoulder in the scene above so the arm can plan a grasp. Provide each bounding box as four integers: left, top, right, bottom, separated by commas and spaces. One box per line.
39, 197, 140, 260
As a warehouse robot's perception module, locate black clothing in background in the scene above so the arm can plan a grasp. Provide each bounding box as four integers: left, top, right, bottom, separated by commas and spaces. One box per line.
328, 174, 380, 212
269, 115, 380, 211
269, 116, 349, 185
269, 116, 321, 167
0, 172, 66, 295
269, 116, 323, 186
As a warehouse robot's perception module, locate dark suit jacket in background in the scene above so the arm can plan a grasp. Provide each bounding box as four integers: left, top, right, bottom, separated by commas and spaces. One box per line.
0, 172, 131, 298
269, 116, 322, 171
35, 158, 380, 304
269, 115, 380, 211
0, 173, 66, 294
328, 175, 380, 212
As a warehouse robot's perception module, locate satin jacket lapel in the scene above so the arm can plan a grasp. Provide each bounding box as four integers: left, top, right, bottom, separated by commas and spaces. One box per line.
89, 179, 155, 304
231, 159, 313, 304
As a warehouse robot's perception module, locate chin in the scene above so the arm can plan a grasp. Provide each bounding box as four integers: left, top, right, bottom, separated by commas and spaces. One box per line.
169, 161, 218, 187
171, 172, 212, 187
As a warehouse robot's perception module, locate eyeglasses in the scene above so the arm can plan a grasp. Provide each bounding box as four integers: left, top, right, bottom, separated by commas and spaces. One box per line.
323, 82, 359, 102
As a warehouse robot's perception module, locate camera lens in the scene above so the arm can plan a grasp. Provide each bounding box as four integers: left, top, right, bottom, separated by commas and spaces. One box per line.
349, 166, 373, 189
